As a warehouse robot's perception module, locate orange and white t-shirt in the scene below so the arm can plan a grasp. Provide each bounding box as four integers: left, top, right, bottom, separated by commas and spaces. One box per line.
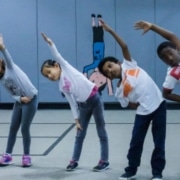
163, 65, 180, 90
115, 58, 163, 115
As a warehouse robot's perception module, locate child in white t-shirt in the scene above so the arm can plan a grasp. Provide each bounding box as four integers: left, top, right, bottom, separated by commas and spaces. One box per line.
40, 33, 109, 172
134, 20, 180, 103
98, 19, 166, 180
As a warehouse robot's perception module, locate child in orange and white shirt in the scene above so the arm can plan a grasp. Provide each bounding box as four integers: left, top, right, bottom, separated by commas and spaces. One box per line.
98, 19, 166, 180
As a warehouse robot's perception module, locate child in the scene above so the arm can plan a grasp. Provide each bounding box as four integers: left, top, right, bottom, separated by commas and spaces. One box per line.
134, 20, 180, 102
97, 20, 166, 180
0, 35, 38, 167
40, 33, 109, 171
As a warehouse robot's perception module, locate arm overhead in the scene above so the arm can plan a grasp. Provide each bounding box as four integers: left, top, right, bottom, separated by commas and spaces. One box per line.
134, 20, 180, 50
100, 19, 131, 61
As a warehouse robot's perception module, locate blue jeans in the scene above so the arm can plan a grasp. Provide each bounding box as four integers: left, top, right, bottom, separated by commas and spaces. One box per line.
6, 95, 38, 155
125, 100, 166, 177
72, 93, 109, 162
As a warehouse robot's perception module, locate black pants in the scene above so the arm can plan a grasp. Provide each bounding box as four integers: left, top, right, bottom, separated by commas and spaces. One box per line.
125, 101, 166, 177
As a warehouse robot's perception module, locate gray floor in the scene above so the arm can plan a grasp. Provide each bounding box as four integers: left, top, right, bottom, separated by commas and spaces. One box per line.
0, 109, 180, 180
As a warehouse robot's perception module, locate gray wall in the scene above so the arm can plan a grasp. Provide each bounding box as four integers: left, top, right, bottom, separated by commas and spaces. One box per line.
0, 0, 180, 103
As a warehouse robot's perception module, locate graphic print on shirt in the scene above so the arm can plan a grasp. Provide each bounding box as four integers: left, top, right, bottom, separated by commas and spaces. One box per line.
170, 65, 180, 80
4, 77, 25, 96
82, 14, 113, 96
122, 68, 140, 97
62, 77, 71, 93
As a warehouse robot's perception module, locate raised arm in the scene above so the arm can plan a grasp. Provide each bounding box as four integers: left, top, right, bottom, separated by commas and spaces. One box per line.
0, 34, 14, 69
41, 33, 68, 66
99, 19, 131, 61
134, 21, 180, 50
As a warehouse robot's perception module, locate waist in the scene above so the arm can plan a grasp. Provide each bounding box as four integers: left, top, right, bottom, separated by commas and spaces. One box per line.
88, 86, 98, 99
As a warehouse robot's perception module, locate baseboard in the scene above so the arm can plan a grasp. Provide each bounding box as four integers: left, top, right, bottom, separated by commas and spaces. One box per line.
0, 102, 179, 110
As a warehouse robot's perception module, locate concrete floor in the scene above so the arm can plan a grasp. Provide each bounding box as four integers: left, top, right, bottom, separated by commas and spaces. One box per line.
0, 109, 180, 180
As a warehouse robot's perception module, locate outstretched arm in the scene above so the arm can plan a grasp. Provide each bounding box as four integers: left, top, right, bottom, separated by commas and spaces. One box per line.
41, 33, 53, 46
134, 21, 180, 50
99, 19, 131, 61
41, 32, 68, 66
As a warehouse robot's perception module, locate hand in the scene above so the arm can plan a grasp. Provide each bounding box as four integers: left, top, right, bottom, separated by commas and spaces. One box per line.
76, 121, 83, 131
41, 32, 53, 46
134, 21, 152, 35
99, 19, 112, 32
0, 34, 5, 50
20, 96, 32, 104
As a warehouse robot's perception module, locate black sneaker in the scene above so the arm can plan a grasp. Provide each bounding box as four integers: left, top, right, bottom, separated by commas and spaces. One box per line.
66, 160, 78, 171
93, 160, 109, 172
152, 176, 163, 180
119, 171, 136, 180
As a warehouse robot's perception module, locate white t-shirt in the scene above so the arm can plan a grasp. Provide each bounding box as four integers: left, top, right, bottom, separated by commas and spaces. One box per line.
115, 58, 163, 115
163, 65, 180, 90
49, 44, 95, 119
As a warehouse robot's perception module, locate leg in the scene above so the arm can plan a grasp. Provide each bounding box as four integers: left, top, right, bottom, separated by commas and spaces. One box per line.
6, 102, 22, 154
71, 103, 92, 161
151, 101, 166, 178
21, 96, 38, 155
126, 114, 151, 173
92, 93, 108, 161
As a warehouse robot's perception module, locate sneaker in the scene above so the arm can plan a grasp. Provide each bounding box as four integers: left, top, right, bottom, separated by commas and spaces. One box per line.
93, 160, 109, 172
119, 172, 136, 180
22, 155, 32, 167
66, 160, 78, 171
0, 153, 13, 166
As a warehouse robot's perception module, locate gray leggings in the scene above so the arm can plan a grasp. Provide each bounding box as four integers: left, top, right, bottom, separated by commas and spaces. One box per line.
6, 95, 38, 155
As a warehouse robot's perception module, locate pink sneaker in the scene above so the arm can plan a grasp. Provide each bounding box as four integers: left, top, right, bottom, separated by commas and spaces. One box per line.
22, 155, 32, 167
0, 153, 13, 166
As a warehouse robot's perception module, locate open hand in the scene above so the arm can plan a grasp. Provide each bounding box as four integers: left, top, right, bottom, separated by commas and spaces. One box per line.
20, 96, 32, 104
134, 21, 152, 35
41, 32, 53, 46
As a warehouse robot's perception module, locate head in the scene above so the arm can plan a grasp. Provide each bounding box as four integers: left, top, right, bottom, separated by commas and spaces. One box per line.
0, 58, 5, 79
98, 56, 121, 80
41, 59, 61, 81
157, 41, 180, 67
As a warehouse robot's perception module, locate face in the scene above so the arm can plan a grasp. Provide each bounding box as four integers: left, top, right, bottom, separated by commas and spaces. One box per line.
42, 63, 61, 81
102, 61, 121, 80
0, 59, 5, 77
160, 47, 180, 67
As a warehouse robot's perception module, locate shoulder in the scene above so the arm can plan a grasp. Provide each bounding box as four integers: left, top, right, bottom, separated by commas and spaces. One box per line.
168, 66, 180, 80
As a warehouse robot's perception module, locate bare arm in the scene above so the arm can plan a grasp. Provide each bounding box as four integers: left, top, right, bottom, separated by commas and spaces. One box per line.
100, 19, 131, 61
163, 88, 180, 102
134, 21, 180, 50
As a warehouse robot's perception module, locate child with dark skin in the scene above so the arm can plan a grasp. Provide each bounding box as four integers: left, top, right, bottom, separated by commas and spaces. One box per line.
98, 19, 166, 180
134, 20, 180, 103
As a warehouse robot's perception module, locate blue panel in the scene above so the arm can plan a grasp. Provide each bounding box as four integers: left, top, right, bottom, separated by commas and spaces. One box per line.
0, 0, 38, 102
116, 0, 155, 78
37, 0, 76, 102
76, 0, 117, 102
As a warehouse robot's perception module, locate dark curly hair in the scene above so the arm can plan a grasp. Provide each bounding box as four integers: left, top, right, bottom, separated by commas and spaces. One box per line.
0, 58, 5, 79
157, 41, 176, 58
98, 56, 119, 77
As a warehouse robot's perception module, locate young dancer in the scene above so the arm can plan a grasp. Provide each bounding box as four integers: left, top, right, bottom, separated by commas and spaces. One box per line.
98, 20, 166, 180
40, 33, 109, 172
0, 35, 38, 167
134, 20, 180, 102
